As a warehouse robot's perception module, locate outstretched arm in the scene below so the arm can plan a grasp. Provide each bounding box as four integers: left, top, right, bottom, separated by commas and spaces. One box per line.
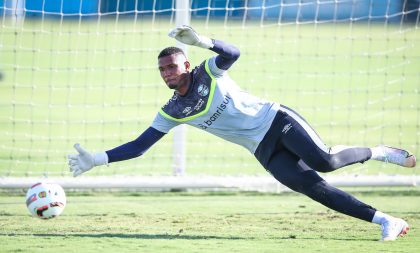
168, 25, 240, 70
68, 127, 165, 177
106, 127, 165, 163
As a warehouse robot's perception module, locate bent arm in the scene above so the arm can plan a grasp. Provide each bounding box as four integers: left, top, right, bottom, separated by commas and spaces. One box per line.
106, 127, 165, 163
210, 39, 240, 70
168, 26, 239, 70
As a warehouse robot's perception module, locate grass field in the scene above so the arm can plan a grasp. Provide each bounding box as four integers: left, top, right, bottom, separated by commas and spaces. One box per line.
1, 18, 419, 177
1, 189, 420, 253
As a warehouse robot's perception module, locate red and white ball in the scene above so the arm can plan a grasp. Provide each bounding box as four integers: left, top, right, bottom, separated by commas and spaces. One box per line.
26, 182, 66, 219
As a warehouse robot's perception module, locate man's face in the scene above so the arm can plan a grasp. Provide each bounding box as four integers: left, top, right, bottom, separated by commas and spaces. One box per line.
158, 53, 190, 90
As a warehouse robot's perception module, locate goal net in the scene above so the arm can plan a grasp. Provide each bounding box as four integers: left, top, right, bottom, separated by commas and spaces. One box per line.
1, 0, 419, 191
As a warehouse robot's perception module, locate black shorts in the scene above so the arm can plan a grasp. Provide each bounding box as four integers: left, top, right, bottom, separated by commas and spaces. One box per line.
255, 105, 371, 173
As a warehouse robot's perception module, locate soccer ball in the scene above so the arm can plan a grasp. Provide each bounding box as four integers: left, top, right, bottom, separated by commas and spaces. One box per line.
25, 182, 66, 219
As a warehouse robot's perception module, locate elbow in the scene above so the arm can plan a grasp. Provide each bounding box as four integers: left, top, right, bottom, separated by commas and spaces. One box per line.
231, 46, 240, 61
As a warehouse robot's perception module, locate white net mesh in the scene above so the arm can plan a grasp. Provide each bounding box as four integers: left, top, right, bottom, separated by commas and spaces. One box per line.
0, 1, 419, 188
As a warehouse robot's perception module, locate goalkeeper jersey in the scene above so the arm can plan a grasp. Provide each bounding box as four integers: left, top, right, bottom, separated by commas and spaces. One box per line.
151, 56, 280, 153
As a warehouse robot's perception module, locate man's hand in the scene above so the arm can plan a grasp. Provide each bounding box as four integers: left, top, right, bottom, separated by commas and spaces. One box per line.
67, 144, 108, 177
168, 25, 214, 49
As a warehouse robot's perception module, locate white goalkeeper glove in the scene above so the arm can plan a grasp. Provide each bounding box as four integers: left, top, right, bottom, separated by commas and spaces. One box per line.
67, 143, 108, 177
168, 25, 214, 49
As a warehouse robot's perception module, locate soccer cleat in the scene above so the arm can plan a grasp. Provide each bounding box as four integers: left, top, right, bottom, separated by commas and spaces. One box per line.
373, 145, 416, 168
381, 218, 409, 241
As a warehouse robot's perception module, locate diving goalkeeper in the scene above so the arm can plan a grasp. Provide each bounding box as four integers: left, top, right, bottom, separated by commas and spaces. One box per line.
68, 26, 416, 241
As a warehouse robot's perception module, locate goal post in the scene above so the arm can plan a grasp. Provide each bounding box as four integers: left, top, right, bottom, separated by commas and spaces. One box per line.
172, 0, 190, 176
0, 0, 419, 191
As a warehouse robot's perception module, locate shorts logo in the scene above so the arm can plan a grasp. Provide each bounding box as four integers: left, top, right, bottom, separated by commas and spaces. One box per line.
282, 123, 292, 134
197, 84, 209, 97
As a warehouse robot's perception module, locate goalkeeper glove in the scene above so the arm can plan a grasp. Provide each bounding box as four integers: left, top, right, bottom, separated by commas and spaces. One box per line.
67, 143, 108, 177
168, 25, 214, 49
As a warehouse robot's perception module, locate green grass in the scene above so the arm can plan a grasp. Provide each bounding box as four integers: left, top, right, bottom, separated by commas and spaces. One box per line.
0, 19, 419, 177
1, 190, 420, 253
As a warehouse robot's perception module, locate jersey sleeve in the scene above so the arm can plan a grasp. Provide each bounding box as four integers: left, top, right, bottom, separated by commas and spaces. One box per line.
105, 127, 165, 163
151, 112, 181, 133
207, 56, 225, 78
210, 39, 240, 71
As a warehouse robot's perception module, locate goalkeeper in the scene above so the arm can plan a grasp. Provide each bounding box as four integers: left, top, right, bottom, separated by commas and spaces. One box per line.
68, 26, 416, 241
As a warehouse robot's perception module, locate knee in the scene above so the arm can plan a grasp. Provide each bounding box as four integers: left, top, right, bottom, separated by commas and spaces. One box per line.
282, 170, 324, 194
314, 155, 341, 173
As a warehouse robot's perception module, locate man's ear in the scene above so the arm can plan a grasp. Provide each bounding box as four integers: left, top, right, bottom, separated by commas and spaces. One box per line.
184, 61, 190, 71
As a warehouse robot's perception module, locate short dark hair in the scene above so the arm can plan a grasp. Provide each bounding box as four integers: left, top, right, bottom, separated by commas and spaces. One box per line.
158, 46, 186, 59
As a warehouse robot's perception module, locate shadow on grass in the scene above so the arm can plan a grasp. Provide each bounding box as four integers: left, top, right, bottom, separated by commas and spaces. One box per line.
3, 233, 244, 240
277, 236, 377, 242
1, 233, 378, 241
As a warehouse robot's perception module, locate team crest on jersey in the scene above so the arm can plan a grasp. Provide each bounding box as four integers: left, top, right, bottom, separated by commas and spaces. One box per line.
197, 84, 209, 97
